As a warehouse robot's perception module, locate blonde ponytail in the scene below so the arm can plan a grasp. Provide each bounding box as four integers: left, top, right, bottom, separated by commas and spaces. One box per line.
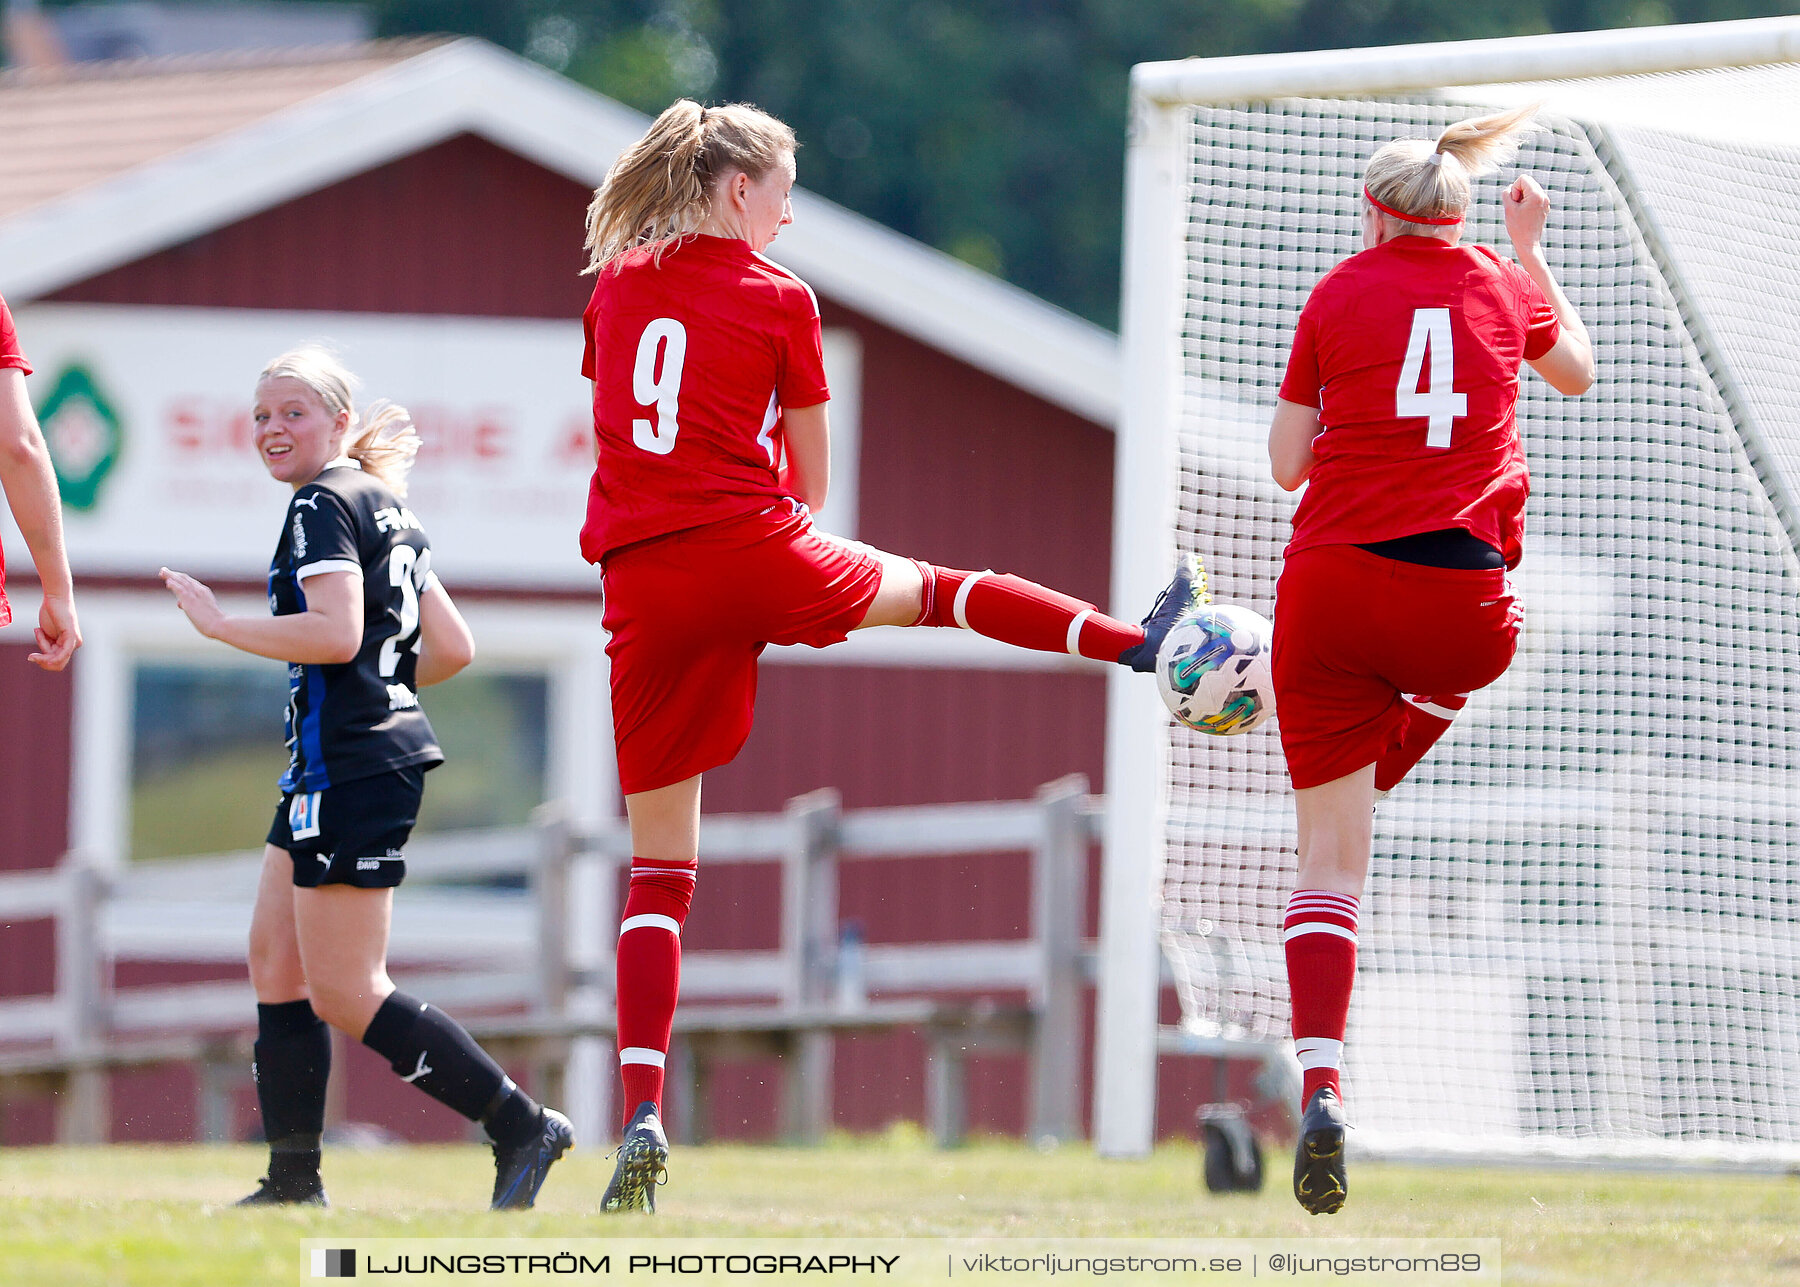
582, 98, 797, 273
1363, 104, 1540, 226
257, 346, 422, 498
341, 399, 421, 499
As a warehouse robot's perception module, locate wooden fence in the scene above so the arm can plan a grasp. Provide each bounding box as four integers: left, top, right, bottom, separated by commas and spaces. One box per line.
0, 776, 1100, 1147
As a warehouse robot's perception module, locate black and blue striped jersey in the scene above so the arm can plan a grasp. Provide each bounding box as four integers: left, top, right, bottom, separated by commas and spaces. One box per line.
268, 461, 443, 793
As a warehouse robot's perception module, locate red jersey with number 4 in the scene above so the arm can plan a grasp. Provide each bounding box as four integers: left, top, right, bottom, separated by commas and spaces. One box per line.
0, 294, 32, 629
1279, 236, 1559, 569
579, 234, 830, 563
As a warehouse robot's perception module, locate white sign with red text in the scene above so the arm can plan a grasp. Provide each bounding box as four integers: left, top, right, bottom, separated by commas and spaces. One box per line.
8, 303, 602, 588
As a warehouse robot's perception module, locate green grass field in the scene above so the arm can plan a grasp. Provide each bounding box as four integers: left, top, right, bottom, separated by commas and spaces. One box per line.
1, 1138, 1795, 1286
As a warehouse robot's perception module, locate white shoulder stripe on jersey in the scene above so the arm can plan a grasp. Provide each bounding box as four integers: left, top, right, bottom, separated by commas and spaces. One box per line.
751, 250, 822, 314
295, 558, 364, 582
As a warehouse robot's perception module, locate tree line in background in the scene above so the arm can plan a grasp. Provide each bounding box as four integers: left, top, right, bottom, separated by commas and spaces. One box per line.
84, 0, 1800, 325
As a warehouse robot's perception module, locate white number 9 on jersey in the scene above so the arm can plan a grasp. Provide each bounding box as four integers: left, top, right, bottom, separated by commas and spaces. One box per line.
632, 318, 688, 455
1396, 307, 1467, 449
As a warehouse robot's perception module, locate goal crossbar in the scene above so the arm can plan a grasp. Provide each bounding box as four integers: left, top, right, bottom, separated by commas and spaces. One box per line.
1132, 15, 1800, 106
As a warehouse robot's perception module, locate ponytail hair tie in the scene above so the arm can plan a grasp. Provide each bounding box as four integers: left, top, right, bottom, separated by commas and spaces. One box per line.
1425, 150, 1446, 167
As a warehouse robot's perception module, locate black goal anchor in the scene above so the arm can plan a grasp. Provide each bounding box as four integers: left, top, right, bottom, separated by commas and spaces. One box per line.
1196, 1035, 1264, 1194
1198, 1100, 1265, 1193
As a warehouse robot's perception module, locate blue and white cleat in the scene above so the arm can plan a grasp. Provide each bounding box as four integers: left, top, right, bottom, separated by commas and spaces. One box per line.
1117, 554, 1208, 673
490, 1107, 575, 1210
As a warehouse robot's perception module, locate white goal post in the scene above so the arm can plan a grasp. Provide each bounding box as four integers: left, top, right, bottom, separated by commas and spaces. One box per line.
1098, 16, 1800, 1163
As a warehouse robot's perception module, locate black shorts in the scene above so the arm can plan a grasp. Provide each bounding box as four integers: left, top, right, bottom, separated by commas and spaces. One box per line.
266, 766, 425, 889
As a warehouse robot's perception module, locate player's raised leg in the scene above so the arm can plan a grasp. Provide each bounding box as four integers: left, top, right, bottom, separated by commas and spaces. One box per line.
1375, 693, 1471, 796
853, 547, 1202, 670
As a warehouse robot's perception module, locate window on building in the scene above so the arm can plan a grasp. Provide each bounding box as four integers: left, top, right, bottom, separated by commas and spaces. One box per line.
811, 328, 862, 539
130, 662, 549, 860
131, 662, 289, 860
413, 671, 549, 833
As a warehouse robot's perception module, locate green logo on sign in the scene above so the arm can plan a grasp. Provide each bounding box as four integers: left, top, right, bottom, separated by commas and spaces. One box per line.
37, 363, 123, 512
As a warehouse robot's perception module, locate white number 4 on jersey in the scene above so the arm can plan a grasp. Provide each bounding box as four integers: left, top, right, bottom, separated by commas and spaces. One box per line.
1396, 307, 1467, 449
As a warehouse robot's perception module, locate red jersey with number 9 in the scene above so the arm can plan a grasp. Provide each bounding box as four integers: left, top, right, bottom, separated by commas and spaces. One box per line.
579, 234, 830, 563
0, 294, 32, 629
1278, 236, 1559, 569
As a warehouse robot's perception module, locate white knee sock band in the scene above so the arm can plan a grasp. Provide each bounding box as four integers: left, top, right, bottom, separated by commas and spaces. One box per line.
1066, 609, 1095, 656
952, 570, 992, 631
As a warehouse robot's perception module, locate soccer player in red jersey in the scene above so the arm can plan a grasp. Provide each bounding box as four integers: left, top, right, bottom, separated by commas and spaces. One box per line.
0, 293, 80, 671
1267, 107, 1595, 1214
581, 100, 1197, 1211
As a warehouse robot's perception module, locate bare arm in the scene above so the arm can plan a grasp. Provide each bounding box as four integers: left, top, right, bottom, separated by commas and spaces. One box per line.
782, 402, 830, 513
1268, 398, 1324, 492
1505, 175, 1596, 396
0, 368, 80, 670
160, 567, 363, 664
413, 577, 474, 687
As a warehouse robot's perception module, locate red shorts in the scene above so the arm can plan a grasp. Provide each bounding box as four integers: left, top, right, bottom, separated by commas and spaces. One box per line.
600, 505, 884, 795
1272, 544, 1521, 790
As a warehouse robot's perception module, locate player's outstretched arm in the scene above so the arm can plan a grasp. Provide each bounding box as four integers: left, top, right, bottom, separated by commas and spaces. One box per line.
1505, 175, 1596, 396
0, 368, 80, 670
414, 577, 474, 686
782, 402, 830, 513
1268, 398, 1323, 491
159, 567, 363, 664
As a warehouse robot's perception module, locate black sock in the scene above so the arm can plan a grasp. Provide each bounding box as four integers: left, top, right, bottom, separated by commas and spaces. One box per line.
483, 1080, 542, 1146
360, 990, 538, 1129
253, 1000, 330, 1177
268, 1148, 323, 1191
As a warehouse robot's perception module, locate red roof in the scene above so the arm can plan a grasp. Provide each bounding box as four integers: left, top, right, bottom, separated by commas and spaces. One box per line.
0, 40, 445, 221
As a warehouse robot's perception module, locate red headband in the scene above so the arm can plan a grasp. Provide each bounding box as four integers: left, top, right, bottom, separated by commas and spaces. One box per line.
1363, 187, 1463, 226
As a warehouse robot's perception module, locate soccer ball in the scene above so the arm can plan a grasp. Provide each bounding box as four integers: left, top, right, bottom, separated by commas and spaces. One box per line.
1155, 604, 1275, 735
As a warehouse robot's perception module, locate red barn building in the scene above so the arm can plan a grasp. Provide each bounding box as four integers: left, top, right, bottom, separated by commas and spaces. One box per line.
0, 40, 1212, 1149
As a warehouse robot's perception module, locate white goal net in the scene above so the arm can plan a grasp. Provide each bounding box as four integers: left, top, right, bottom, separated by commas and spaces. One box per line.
1130, 22, 1800, 1165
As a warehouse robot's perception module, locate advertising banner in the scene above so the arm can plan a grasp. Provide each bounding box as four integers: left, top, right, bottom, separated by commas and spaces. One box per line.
11, 304, 604, 588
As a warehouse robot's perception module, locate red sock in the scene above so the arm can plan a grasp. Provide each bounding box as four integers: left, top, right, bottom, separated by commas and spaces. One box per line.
615, 857, 696, 1127
1284, 889, 1359, 1108
909, 563, 1144, 662
1374, 693, 1469, 793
